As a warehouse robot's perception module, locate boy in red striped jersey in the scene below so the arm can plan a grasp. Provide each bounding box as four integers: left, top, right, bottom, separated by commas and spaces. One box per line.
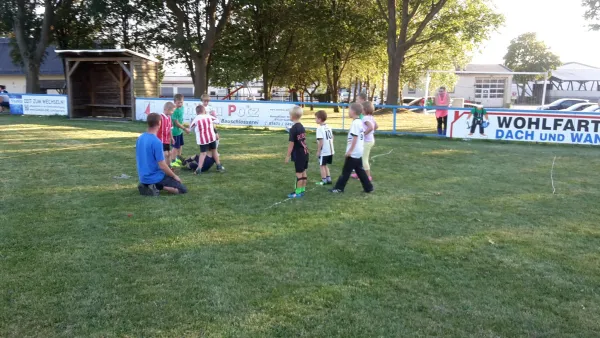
190, 105, 225, 175
158, 102, 176, 166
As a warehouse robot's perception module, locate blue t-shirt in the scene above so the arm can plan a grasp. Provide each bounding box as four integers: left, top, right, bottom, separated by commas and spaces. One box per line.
136, 132, 166, 184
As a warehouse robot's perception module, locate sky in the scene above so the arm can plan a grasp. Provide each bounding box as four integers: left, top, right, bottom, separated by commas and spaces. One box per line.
472, 0, 599, 67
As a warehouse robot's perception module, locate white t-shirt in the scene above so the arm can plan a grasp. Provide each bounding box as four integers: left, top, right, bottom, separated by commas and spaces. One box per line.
346, 118, 365, 159
316, 124, 334, 156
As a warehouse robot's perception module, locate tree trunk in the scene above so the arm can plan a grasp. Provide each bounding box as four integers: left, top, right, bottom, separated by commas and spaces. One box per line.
262, 69, 271, 100
193, 54, 209, 97
387, 59, 401, 105
370, 84, 377, 101
353, 77, 358, 102
26, 63, 41, 93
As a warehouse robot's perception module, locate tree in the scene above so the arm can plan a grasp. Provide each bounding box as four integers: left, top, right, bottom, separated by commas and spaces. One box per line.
583, 0, 600, 30
301, 0, 384, 111
239, 0, 298, 100
164, 0, 233, 97
503, 32, 561, 100
0, 0, 74, 93
208, 20, 260, 95
376, 0, 503, 104
92, 0, 165, 53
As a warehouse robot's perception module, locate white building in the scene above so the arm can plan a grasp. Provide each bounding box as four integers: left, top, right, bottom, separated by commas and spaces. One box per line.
402, 64, 514, 108
546, 62, 600, 103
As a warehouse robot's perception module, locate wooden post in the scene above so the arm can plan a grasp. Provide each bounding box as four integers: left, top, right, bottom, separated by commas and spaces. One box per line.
90, 63, 95, 117
66, 60, 72, 118
130, 59, 135, 121
119, 67, 124, 105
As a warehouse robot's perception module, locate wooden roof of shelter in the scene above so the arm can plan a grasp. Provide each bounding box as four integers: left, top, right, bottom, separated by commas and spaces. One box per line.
57, 49, 159, 120
55, 49, 159, 62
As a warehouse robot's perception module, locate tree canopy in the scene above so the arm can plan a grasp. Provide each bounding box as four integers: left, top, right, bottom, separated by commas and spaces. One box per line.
583, 0, 600, 30
1, 0, 504, 99
503, 33, 562, 77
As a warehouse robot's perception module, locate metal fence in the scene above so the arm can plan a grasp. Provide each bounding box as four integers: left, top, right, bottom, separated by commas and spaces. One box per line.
226, 100, 475, 137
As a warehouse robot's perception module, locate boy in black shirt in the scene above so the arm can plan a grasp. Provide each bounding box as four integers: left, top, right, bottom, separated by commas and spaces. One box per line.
285, 106, 309, 198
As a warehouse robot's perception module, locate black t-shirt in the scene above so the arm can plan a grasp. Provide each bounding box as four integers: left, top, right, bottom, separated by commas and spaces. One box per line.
289, 122, 309, 160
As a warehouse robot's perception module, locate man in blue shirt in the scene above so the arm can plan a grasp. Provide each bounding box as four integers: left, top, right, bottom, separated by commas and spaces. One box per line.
136, 113, 188, 196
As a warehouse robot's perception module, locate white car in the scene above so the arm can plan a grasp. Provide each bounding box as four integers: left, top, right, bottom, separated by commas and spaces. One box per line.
582, 104, 599, 112
560, 102, 597, 111
538, 98, 588, 110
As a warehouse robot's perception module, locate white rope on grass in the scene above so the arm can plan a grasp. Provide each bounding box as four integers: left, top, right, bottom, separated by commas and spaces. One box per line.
264, 187, 318, 210
551, 156, 557, 195
371, 149, 394, 162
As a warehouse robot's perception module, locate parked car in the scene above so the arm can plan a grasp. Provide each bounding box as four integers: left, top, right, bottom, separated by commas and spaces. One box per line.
582, 104, 599, 112
406, 96, 436, 113
401, 97, 418, 105
560, 102, 597, 111
537, 98, 588, 110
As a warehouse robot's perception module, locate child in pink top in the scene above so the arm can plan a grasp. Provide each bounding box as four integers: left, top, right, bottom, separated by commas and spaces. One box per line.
434, 86, 451, 136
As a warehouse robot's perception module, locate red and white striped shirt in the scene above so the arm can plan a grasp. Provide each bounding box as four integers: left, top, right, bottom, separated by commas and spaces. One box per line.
190, 114, 217, 145
158, 113, 172, 144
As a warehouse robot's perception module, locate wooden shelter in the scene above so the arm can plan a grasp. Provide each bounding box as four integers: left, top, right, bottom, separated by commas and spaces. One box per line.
56, 49, 159, 120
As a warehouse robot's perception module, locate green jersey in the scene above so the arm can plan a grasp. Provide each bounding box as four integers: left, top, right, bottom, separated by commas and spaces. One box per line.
172, 107, 184, 136
471, 107, 487, 121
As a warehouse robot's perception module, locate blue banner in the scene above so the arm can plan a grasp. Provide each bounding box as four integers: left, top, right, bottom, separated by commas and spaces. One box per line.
8, 94, 24, 115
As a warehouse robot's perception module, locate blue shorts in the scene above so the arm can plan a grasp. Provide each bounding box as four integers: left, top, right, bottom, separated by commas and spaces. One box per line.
172, 134, 184, 149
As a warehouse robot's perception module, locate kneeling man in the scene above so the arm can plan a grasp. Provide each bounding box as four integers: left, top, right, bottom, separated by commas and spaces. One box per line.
136, 113, 187, 196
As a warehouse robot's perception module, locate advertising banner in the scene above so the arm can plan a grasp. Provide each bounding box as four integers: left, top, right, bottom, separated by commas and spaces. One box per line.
448, 109, 600, 145
135, 98, 296, 128
9, 94, 68, 116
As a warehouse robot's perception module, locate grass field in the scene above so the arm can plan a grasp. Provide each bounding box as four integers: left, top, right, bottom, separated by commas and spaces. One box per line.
2, 115, 600, 337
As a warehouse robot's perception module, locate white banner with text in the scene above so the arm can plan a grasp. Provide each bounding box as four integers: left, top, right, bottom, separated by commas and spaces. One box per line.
135, 98, 296, 128
448, 109, 600, 145
9, 94, 68, 116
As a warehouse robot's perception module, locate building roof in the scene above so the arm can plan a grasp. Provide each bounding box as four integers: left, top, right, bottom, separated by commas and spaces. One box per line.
551, 68, 600, 81
0, 38, 64, 76
558, 62, 599, 70
462, 64, 514, 73
55, 49, 159, 63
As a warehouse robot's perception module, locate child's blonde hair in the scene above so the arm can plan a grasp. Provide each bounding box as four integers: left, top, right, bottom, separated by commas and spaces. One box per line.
174, 94, 184, 101
201, 94, 210, 101
361, 101, 374, 115
163, 102, 176, 111
290, 106, 303, 120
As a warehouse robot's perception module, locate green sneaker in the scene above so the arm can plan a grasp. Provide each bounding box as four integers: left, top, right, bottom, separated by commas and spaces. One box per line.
171, 161, 182, 168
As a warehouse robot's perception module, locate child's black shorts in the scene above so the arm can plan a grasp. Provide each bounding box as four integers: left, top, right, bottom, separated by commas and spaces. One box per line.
318, 155, 333, 166
163, 143, 171, 152
199, 141, 217, 153
294, 155, 309, 173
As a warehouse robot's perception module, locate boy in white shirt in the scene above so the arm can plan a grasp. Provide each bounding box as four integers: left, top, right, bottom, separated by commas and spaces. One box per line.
329, 103, 374, 194
314, 110, 334, 185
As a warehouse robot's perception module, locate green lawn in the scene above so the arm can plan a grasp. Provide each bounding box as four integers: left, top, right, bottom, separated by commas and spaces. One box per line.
1, 115, 600, 337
